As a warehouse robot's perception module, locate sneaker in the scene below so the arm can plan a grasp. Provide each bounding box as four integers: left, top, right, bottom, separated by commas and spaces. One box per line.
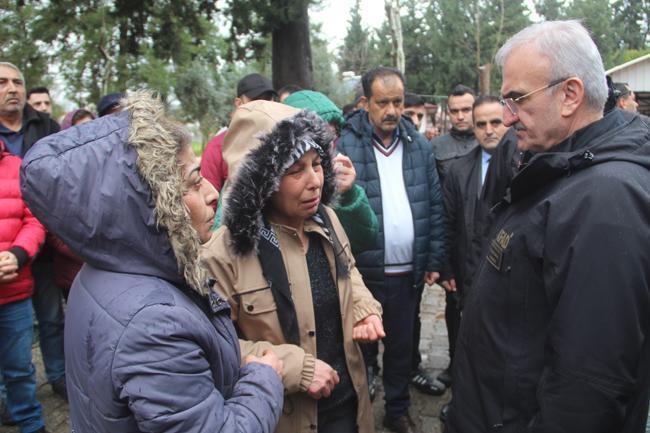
437, 367, 452, 387
439, 402, 450, 423
51, 377, 68, 402
410, 370, 446, 396
0, 398, 16, 426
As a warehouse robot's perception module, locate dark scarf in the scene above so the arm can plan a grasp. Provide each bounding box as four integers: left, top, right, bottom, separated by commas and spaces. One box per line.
256, 205, 349, 345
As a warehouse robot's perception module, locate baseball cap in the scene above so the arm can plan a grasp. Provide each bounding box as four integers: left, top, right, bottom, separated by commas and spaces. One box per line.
613, 82, 632, 99
97, 92, 124, 117
236, 73, 277, 99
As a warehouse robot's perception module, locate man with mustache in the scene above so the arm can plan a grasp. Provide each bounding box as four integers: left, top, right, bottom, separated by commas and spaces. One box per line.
0, 62, 65, 415
446, 20, 650, 433
338, 67, 445, 433
0, 62, 59, 158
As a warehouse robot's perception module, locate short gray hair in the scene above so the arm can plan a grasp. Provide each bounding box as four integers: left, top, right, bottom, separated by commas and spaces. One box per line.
495, 20, 607, 113
0, 62, 25, 84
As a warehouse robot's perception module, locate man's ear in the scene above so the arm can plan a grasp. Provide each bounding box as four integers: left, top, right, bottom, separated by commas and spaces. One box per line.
560, 77, 585, 117
357, 96, 368, 110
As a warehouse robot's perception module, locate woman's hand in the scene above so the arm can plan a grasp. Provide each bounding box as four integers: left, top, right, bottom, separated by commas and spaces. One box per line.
352, 314, 385, 342
307, 359, 340, 399
244, 349, 284, 378
334, 154, 356, 193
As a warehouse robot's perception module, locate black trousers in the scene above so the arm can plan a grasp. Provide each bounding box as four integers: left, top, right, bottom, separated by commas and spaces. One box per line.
318, 400, 358, 433
444, 290, 461, 367
365, 273, 418, 419
411, 287, 425, 373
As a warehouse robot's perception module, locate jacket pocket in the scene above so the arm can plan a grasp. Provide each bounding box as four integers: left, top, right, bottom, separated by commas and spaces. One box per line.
237, 285, 277, 316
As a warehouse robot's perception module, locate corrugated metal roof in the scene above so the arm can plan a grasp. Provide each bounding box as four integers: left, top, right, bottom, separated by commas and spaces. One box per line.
606, 54, 650, 74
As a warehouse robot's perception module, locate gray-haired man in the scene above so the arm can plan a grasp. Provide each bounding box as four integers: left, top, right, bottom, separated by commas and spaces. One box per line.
447, 21, 650, 433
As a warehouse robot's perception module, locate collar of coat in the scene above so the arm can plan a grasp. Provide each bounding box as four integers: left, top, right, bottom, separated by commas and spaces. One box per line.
509, 109, 650, 202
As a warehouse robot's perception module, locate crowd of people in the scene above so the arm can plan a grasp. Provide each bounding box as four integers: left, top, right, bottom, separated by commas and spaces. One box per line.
0, 19, 649, 433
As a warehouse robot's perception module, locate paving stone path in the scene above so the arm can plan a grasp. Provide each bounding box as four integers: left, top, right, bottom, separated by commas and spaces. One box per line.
1, 284, 451, 433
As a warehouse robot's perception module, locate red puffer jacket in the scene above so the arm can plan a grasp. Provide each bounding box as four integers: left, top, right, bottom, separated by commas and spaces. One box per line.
48, 233, 83, 294
0, 140, 45, 305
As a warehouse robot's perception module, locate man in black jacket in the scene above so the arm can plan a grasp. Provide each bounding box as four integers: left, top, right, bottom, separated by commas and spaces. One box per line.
0, 62, 66, 408
0, 63, 59, 158
438, 96, 508, 386
446, 20, 650, 433
431, 85, 478, 182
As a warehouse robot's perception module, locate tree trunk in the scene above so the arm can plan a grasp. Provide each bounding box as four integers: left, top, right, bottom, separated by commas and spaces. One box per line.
385, 0, 405, 72
478, 63, 491, 95
272, 0, 313, 90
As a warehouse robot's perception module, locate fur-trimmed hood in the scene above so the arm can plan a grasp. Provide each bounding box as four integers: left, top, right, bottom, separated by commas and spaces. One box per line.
222, 104, 337, 256
21, 91, 207, 294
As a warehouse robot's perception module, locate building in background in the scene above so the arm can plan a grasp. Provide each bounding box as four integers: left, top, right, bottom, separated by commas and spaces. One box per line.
607, 53, 650, 115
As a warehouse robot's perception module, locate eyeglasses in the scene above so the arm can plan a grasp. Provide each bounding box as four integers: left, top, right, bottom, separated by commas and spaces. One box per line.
500, 76, 574, 116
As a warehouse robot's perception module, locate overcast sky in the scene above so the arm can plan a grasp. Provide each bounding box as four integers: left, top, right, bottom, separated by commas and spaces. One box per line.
310, 0, 387, 52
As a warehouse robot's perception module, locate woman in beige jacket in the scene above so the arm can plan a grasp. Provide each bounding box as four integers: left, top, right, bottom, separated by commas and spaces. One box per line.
202, 101, 384, 433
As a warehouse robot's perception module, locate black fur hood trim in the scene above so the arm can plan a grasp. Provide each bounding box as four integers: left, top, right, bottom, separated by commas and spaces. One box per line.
223, 110, 337, 256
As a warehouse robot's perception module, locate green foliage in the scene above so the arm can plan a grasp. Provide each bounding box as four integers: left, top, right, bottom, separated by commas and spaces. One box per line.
565, 0, 621, 67
338, 0, 371, 75
386, 0, 531, 96
612, 0, 649, 50
340, 0, 650, 97
621, 48, 650, 63
534, 0, 566, 20
223, 0, 316, 61
312, 24, 352, 107
2, 0, 219, 106
0, 1, 51, 88
175, 60, 257, 147
536, 0, 650, 68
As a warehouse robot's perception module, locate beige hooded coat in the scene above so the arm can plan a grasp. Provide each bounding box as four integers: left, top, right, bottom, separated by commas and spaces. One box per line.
201, 101, 381, 433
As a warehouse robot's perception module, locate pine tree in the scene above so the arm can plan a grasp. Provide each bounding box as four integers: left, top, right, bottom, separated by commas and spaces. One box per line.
338, 0, 371, 75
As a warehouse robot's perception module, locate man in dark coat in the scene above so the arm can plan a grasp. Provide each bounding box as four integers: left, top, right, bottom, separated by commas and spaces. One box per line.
446, 20, 650, 433
0, 62, 66, 403
429, 84, 478, 392
0, 62, 59, 158
431, 85, 478, 182
338, 67, 445, 433
438, 96, 509, 389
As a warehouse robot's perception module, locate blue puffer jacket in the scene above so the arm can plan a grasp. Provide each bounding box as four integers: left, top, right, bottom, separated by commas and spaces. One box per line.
20, 100, 284, 433
338, 110, 445, 289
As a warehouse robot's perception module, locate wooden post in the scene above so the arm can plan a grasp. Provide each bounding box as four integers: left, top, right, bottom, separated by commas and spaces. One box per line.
385, 0, 405, 73
478, 63, 491, 95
